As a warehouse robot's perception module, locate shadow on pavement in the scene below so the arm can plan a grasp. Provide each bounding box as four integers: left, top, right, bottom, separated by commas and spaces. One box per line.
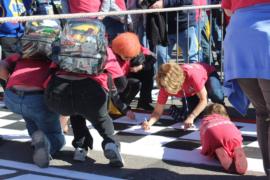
125, 167, 267, 180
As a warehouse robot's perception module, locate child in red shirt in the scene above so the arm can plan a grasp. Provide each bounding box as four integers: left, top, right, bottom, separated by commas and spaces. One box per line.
142, 62, 224, 130
200, 103, 248, 174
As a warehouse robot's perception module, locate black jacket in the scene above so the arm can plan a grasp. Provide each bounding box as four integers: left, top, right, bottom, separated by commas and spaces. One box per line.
146, 13, 168, 49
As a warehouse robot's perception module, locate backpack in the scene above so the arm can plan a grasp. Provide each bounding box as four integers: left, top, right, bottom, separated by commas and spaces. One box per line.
52, 19, 107, 75
20, 19, 61, 59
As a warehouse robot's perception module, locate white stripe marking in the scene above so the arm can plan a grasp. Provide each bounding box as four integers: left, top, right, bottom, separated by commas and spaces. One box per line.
0, 160, 123, 180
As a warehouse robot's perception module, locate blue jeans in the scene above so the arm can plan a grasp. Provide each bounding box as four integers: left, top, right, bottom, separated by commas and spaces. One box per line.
182, 71, 224, 115
4, 90, 65, 154
195, 11, 212, 63
157, 26, 199, 66
156, 45, 170, 68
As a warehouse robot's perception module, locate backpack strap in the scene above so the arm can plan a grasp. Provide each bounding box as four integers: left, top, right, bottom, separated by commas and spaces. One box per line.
107, 72, 114, 98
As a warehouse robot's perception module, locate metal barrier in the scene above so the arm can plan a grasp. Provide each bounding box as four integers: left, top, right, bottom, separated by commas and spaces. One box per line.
0, 4, 224, 78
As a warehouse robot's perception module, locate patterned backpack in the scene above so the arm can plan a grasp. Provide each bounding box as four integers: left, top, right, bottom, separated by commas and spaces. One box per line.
20, 19, 61, 59
52, 19, 107, 75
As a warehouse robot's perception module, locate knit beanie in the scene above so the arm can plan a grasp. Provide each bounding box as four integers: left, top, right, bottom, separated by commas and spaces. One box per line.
112, 32, 141, 58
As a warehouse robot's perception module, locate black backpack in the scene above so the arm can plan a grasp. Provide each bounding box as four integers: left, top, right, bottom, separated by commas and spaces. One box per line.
20, 19, 61, 59
52, 19, 107, 75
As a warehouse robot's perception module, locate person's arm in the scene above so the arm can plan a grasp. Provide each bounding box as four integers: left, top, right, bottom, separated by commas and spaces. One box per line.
142, 103, 165, 130
114, 76, 127, 93
110, 89, 134, 118
129, 53, 145, 73
143, 54, 156, 70
110, 75, 135, 119
0, 53, 21, 81
129, 50, 156, 72
0, 65, 9, 81
184, 86, 208, 129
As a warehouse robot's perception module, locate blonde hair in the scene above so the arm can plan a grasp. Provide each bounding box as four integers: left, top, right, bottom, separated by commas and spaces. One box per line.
204, 103, 229, 118
156, 62, 185, 94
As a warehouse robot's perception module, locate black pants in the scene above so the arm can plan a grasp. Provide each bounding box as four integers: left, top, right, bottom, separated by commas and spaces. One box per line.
45, 76, 119, 149
128, 66, 154, 104
70, 115, 93, 150
119, 78, 141, 105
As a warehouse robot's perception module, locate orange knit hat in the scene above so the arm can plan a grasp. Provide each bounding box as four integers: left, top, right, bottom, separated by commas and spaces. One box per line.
112, 32, 141, 58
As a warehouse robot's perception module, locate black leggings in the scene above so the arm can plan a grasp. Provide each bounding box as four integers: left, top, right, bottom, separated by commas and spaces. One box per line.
128, 66, 155, 104
70, 115, 93, 150
119, 78, 141, 105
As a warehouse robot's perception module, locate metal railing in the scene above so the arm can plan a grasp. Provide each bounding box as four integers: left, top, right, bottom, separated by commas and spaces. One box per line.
0, 4, 224, 79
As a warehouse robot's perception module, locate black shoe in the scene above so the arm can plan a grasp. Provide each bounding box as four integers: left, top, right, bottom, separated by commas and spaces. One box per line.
137, 102, 154, 111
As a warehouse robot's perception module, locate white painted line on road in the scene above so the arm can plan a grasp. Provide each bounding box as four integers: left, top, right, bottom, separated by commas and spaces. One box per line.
0, 169, 16, 176
7, 174, 69, 180
0, 160, 123, 180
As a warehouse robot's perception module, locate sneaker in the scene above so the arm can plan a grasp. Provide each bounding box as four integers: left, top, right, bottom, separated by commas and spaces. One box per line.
137, 102, 154, 111
73, 147, 88, 162
233, 147, 248, 175
215, 147, 233, 171
104, 143, 124, 167
31, 130, 50, 168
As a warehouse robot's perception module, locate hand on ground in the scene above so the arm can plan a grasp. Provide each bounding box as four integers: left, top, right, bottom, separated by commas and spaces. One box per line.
126, 110, 135, 120
142, 121, 151, 130
184, 116, 194, 129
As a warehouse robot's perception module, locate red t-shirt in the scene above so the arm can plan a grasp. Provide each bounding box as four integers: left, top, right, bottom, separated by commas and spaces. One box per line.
200, 114, 243, 157
193, 0, 207, 22
4, 54, 51, 90
51, 47, 124, 91
221, 0, 270, 12
68, 0, 101, 13
115, 0, 127, 10
68, 0, 127, 13
157, 63, 215, 105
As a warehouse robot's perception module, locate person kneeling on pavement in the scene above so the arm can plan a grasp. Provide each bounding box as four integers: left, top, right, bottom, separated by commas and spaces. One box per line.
200, 103, 247, 174
112, 32, 156, 111
44, 19, 125, 167
0, 20, 65, 168
142, 62, 224, 130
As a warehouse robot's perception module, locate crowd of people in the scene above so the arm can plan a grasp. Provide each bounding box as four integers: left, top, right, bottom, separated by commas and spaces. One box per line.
0, 0, 269, 177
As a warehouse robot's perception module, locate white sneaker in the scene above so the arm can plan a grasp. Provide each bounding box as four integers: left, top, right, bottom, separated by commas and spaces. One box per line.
104, 143, 124, 167
31, 130, 50, 168
73, 147, 88, 161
